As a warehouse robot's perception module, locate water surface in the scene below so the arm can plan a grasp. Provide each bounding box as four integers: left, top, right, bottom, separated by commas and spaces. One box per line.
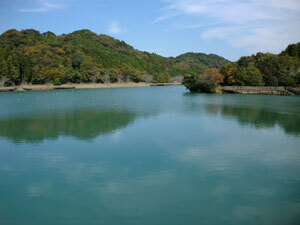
0, 86, 300, 225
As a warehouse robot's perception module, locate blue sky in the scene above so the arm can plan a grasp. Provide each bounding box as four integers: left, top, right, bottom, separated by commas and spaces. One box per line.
0, 0, 300, 61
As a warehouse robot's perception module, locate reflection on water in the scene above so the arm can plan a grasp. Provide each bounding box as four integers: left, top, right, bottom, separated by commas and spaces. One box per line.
0, 87, 300, 225
183, 92, 300, 136
204, 104, 300, 136
0, 89, 299, 144
0, 109, 138, 143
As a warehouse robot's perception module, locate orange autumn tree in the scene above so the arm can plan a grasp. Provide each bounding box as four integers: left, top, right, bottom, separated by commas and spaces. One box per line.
200, 68, 224, 85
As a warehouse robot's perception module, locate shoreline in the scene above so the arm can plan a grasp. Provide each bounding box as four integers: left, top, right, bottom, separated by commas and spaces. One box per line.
0, 82, 182, 93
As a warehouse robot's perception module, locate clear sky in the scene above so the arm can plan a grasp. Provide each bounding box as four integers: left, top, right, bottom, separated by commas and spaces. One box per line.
0, 0, 300, 61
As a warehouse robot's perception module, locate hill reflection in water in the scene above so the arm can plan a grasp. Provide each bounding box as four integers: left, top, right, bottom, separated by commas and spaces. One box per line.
0, 109, 138, 143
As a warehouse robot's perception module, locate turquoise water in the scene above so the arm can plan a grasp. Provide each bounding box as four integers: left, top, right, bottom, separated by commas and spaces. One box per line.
0, 86, 300, 225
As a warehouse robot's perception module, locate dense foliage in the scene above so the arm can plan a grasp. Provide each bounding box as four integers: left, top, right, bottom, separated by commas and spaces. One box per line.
173, 52, 230, 71
0, 29, 230, 86
220, 43, 300, 87
183, 42, 300, 92
182, 68, 223, 93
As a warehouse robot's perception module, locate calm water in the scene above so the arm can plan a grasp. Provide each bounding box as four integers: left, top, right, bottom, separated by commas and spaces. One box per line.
0, 86, 300, 225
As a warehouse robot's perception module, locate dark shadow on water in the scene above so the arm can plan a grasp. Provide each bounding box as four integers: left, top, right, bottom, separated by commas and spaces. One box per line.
0, 109, 139, 143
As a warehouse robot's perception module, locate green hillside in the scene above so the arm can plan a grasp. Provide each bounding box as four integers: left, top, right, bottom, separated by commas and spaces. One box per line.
182, 42, 300, 93
219, 43, 300, 87
0, 29, 230, 86
175, 52, 230, 68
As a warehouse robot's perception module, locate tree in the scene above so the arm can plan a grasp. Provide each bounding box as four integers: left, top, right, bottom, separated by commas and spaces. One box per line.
121, 68, 142, 83
6, 56, 19, 85
200, 68, 223, 85
153, 72, 170, 83
234, 65, 263, 86
244, 65, 264, 86
31, 65, 45, 84
108, 69, 119, 83
281, 43, 300, 59
67, 70, 82, 83
276, 55, 300, 86
220, 63, 237, 85
162, 72, 170, 83
182, 69, 224, 93
237, 56, 255, 67
182, 74, 199, 92
0, 59, 8, 79
295, 71, 300, 86
254, 53, 280, 86
264, 76, 278, 86
23, 55, 33, 83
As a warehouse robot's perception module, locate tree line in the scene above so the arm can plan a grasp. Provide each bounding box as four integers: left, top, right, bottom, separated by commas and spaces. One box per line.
0, 29, 229, 86
183, 43, 300, 93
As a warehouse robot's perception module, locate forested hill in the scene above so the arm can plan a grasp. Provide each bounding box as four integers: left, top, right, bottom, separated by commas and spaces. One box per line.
182, 42, 300, 94
219, 42, 300, 87
0, 29, 230, 86
174, 52, 230, 69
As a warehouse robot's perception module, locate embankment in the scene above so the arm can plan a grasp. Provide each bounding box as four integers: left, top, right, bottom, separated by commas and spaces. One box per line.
222, 86, 299, 96
0, 82, 181, 93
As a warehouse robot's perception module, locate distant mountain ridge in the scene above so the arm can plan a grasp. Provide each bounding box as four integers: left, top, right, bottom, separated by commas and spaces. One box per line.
0, 29, 230, 86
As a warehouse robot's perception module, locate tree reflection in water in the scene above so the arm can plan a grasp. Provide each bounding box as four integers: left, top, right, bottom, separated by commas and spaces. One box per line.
0, 109, 138, 143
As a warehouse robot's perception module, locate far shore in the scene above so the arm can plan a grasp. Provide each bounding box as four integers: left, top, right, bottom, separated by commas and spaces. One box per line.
0, 82, 182, 93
